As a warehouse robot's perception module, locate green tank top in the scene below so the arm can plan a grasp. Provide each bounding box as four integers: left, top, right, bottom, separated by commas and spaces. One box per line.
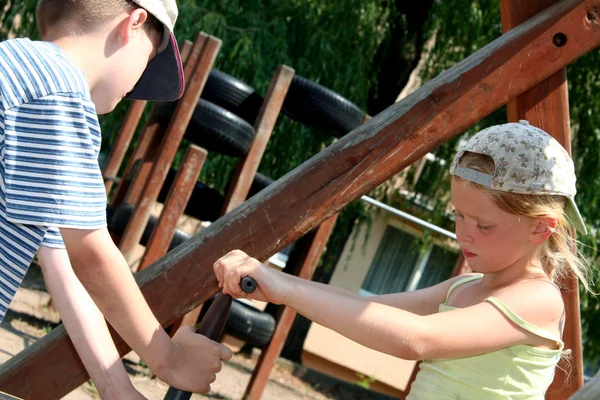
407, 274, 563, 400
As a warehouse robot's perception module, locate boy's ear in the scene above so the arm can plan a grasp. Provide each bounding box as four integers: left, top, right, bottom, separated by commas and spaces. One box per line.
530, 217, 558, 246
118, 8, 149, 44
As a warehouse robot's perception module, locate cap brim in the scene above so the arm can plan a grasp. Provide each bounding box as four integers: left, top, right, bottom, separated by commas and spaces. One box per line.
126, 32, 184, 101
566, 197, 587, 235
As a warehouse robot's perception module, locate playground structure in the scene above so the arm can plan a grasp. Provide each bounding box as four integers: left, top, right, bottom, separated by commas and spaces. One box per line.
0, 0, 598, 399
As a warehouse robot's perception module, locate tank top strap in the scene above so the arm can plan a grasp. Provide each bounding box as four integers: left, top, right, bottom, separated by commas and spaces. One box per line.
485, 297, 564, 350
444, 274, 484, 304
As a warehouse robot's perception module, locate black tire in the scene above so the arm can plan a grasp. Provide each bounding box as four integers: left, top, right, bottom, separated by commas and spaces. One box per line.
282, 75, 366, 136
106, 204, 115, 226
201, 70, 264, 125
158, 169, 225, 222
109, 203, 191, 251
224, 300, 275, 348
154, 99, 256, 157
246, 172, 275, 199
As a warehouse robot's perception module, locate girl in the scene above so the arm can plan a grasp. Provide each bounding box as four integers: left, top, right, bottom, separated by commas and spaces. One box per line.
213, 120, 593, 399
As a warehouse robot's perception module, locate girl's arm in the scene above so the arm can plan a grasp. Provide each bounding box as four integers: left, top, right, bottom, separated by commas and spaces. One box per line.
215, 250, 564, 361
273, 269, 475, 316
296, 271, 476, 316
37, 246, 145, 400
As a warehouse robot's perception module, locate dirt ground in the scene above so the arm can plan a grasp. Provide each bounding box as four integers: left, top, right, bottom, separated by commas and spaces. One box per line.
0, 266, 395, 400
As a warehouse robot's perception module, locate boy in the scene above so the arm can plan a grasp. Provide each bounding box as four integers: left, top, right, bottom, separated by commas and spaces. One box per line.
0, 0, 231, 396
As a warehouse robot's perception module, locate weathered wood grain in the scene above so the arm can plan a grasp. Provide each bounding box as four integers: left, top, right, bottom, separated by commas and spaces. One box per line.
500, 0, 584, 397
1, 1, 599, 398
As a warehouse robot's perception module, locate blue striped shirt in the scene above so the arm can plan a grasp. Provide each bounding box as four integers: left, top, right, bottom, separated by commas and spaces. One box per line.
0, 38, 107, 322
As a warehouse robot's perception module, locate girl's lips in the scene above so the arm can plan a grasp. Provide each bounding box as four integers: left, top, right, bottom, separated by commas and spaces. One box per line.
462, 250, 476, 258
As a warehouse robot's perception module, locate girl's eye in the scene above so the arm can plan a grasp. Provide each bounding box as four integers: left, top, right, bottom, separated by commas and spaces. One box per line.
477, 224, 492, 231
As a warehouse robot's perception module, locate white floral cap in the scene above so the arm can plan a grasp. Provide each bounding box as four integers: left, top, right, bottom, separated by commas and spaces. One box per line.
449, 120, 587, 234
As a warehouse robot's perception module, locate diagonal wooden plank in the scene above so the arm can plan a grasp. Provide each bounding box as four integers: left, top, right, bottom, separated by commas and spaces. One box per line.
1, 1, 599, 398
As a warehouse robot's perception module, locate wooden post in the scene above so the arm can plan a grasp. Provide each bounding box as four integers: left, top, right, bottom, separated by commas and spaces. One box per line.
243, 214, 339, 400
137, 145, 207, 271
1, 3, 599, 397
103, 40, 193, 195
499, 1, 583, 397
108, 39, 198, 208
221, 65, 295, 214
174, 65, 295, 329
118, 34, 222, 262
103, 100, 147, 194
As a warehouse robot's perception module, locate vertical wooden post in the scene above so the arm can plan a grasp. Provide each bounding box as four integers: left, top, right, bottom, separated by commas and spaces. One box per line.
500, 1, 583, 397
103, 100, 147, 194
174, 66, 295, 329
221, 65, 295, 214
108, 39, 197, 207
243, 214, 339, 400
137, 145, 207, 271
118, 34, 221, 261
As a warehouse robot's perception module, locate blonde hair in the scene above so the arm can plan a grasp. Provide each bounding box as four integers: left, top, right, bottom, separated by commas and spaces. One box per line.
455, 152, 593, 292
36, 0, 162, 38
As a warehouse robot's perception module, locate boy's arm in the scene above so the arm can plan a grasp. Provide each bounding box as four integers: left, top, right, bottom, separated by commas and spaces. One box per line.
36, 246, 144, 400
60, 227, 232, 393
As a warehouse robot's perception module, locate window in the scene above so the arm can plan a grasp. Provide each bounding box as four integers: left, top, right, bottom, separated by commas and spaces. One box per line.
360, 225, 457, 296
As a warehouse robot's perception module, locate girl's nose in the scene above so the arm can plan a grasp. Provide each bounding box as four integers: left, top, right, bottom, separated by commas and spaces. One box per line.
455, 221, 474, 244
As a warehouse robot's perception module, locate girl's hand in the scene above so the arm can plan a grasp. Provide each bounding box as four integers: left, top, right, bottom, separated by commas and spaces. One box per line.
213, 250, 290, 304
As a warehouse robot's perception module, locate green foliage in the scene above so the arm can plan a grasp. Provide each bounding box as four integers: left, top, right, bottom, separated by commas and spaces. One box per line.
569, 49, 600, 367
412, 0, 600, 368
169, 0, 389, 190
3, 0, 600, 369
0, 0, 39, 41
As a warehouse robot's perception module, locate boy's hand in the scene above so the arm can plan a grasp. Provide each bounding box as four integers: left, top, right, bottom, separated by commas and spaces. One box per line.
213, 250, 290, 304
162, 326, 232, 393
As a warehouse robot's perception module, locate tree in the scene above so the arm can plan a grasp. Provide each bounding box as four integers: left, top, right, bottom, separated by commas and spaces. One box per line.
2, 0, 599, 371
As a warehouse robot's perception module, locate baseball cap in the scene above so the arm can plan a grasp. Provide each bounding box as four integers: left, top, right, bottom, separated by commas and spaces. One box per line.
449, 120, 587, 235
126, 0, 184, 101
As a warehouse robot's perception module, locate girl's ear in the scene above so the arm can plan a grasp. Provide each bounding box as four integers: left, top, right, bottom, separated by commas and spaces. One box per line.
530, 217, 558, 246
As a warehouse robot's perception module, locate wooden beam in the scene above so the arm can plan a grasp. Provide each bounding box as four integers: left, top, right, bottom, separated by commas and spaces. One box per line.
1, 1, 599, 398
221, 65, 295, 214
109, 39, 198, 208
138, 145, 207, 271
102, 99, 147, 194
102, 40, 195, 195
175, 65, 295, 328
118, 34, 222, 261
500, 1, 584, 398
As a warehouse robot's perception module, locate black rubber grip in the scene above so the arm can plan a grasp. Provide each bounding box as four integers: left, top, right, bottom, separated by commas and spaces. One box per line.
163, 276, 258, 400
240, 276, 257, 293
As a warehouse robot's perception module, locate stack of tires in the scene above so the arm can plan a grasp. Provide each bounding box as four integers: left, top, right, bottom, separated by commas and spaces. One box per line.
109, 70, 366, 349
